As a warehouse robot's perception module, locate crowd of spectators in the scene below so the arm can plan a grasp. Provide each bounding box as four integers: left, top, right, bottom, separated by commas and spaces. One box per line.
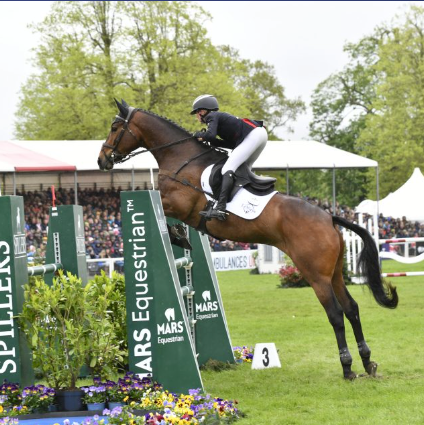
19, 187, 125, 260
209, 238, 257, 251
17, 187, 424, 259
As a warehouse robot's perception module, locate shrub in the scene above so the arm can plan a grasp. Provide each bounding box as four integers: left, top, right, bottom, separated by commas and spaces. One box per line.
85, 271, 127, 379
19, 272, 90, 390
277, 256, 309, 288
19, 271, 127, 389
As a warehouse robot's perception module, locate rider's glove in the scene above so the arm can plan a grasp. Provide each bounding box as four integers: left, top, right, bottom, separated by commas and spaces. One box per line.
193, 131, 205, 140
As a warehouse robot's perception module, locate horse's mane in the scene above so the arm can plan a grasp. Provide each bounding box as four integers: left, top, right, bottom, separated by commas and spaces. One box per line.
117, 101, 192, 136
137, 108, 192, 136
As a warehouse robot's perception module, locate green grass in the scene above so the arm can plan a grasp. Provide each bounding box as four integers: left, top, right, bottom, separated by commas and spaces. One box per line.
201, 269, 424, 424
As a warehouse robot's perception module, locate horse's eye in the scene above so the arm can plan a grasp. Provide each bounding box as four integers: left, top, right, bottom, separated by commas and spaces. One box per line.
111, 127, 118, 133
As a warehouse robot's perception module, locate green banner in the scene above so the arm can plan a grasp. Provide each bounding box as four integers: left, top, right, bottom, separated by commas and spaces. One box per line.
121, 191, 202, 394
45, 205, 87, 285
0, 196, 33, 385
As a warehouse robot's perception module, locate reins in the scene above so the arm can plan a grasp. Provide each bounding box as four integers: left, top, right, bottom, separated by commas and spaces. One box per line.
103, 107, 228, 198
113, 135, 194, 164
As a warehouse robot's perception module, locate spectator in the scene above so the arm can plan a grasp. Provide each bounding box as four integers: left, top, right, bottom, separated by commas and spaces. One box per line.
17, 187, 424, 256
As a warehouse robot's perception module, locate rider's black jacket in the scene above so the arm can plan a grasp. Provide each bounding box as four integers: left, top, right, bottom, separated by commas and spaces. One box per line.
194, 111, 259, 149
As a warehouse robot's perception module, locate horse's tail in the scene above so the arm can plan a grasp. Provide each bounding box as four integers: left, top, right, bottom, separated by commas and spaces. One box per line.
332, 215, 398, 309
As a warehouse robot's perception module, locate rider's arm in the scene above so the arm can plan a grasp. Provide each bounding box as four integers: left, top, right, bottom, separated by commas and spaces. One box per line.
195, 112, 219, 142
193, 130, 226, 148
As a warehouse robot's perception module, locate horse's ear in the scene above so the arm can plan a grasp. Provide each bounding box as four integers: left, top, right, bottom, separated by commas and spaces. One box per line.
114, 98, 128, 118
121, 99, 129, 108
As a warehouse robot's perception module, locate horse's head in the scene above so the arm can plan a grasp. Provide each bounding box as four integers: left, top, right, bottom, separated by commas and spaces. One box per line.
98, 99, 143, 170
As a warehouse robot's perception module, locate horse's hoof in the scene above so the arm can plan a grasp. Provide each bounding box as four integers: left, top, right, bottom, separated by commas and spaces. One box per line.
365, 361, 378, 377
344, 371, 358, 381
170, 224, 188, 239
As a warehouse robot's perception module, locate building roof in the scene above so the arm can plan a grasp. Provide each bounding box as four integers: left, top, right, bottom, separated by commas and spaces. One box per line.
0, 139, 377, 173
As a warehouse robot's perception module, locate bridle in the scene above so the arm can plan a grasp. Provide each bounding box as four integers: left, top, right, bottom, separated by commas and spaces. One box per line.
101, 107, 194, 166
101, 105, 229, 200
101, 107, 140, 165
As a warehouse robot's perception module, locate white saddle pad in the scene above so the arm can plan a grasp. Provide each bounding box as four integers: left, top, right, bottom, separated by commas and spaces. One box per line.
200, 164, 278, 220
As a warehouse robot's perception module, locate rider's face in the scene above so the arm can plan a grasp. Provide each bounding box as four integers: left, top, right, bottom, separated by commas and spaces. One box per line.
196, 109, 207, 123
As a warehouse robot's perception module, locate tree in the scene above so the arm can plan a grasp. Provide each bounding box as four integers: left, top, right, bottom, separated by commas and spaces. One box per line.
305, 35, 382, 206
15, 1, 304, 140
357, 6, 424, 197
15, 2, 121, 139
309, 6, 424, 202
220, 48, 305, 139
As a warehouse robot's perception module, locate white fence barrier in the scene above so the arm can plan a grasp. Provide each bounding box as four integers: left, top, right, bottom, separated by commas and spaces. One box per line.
210, 249, 257, 271
342, 213, 424, 278
84, 250, 257, 277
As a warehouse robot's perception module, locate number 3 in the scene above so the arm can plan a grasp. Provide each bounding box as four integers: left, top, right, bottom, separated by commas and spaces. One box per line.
262, 347, 270, 367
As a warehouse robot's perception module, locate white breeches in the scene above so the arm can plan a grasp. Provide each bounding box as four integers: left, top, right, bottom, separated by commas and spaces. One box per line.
221, 126, 268, 174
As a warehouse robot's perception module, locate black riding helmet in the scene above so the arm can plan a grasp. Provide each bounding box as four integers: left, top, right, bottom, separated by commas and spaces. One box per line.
190, 94, 219, 114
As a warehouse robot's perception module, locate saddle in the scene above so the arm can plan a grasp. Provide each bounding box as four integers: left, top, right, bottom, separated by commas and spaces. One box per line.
209, 160, 276, 201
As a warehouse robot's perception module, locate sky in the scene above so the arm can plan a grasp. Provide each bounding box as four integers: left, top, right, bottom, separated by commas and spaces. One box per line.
0, 0, 419, 141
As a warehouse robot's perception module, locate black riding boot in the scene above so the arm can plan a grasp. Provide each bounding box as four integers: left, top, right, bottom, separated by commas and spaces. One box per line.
209, 170, 235, 221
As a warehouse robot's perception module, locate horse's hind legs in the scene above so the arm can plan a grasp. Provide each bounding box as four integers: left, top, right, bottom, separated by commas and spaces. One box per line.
331, 234, 378, 377
357, 341, 377, 376
308, 280, 357, 380
324, 292, 357, 380
342, 290, 378, 377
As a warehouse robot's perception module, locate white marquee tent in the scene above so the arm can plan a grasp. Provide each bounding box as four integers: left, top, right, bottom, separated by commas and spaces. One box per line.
0, 139, 378, 172
356, 167, 424, 222
0, 139, 378, 204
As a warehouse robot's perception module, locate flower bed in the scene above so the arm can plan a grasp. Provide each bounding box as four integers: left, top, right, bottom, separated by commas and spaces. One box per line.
233, 346, 254, 363
0, 372, 242, 424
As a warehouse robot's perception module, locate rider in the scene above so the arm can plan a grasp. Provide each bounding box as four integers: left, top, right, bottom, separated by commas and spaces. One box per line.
191, 94, 268, 221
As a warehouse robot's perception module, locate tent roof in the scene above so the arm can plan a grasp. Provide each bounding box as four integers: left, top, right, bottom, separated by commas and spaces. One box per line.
0, 139, 377, 172
356, 167, 424, 222
253, 140, 377, 170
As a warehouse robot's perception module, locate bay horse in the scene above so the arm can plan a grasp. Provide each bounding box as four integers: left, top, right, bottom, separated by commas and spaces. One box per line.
98, 99, 398, 380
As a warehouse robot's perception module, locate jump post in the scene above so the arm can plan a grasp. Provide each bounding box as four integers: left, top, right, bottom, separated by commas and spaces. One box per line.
0, 195, 87, 385
121, 190, 234, 394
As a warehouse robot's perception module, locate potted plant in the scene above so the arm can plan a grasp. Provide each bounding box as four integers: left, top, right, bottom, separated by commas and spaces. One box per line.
19, 272, 90, 411
81, 385, 107, 411
21, 385, 55, 413
106, 382, 129, 409
0, 383, 33, 417
0, 383, 21, 411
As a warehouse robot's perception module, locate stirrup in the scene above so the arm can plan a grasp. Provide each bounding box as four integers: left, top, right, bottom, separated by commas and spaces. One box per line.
199, 208, 228, 222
